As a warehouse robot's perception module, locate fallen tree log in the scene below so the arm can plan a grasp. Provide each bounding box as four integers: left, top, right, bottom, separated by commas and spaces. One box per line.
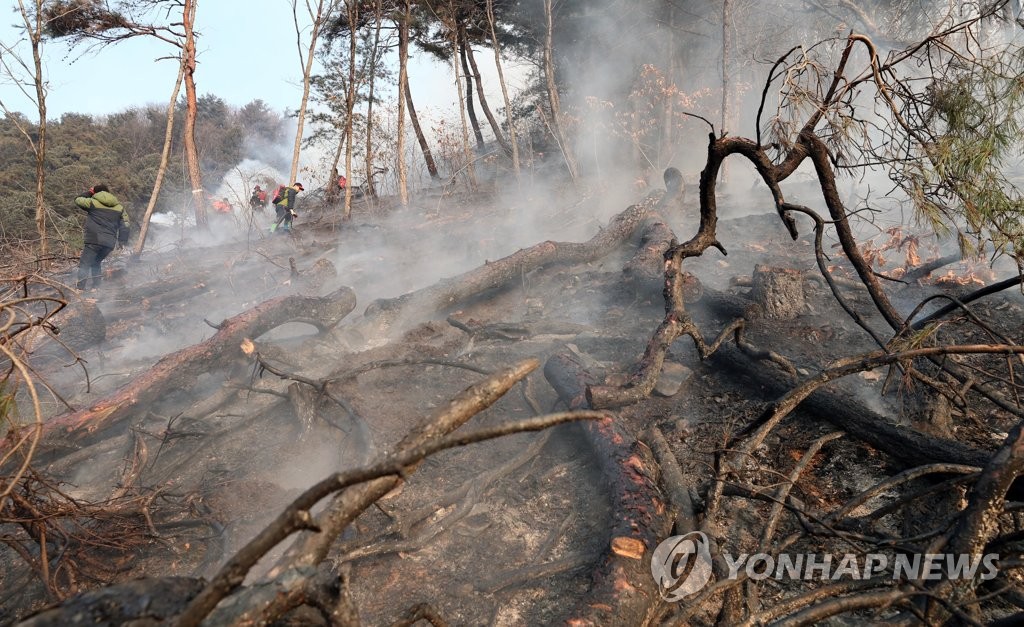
31, 286, 357, 448
709, 342, 991, 470
696, 285, 997, 470
364, 171, 685, 331
16, 577, 204, 626
623, 215, 703, 304
544, 349, 672, 626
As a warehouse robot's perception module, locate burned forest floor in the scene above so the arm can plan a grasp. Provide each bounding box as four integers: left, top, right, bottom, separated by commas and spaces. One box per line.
4, 175, 1024, 626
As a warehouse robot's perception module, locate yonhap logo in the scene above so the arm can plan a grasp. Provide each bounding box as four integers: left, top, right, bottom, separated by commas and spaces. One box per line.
650, 532, 1000, 603
650, 531, 714, 601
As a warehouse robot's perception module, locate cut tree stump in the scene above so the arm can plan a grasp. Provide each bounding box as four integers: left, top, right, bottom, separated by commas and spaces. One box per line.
751, 264, 805, 319
34, 286, 357, 448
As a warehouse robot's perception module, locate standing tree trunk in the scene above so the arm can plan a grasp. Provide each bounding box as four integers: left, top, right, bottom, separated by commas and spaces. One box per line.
364, 0, 383, 199
182, 0, 207, 228
660, 0, 676, 168
396, 0, 411, 203
542, 0, 578, 180
459, 35, 485, 150
486, 0, 520, 175
720, 0, 732, 183
289, 0, 332, 187
451, 25, 477, 189
19, 0, 47, 265
342, 0, 359, 220
405, 81, 439, 179
461, 23, 510, 156
134, 57, 186, 256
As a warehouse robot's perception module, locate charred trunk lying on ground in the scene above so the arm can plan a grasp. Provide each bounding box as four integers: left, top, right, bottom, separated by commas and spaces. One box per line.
33, 286, 356, 451
544, 349, 673, 626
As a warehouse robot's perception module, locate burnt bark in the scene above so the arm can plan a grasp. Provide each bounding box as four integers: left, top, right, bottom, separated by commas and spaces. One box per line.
404, 81, 439, 179
365, 189, 672, 328
709, 342, 993, 470
544, 350, 672, 626
461, 23, 510, 156
16, 577, 204, 626
751, 264, 805, 319
458, 35, 485, 151
38, 286, 356, 447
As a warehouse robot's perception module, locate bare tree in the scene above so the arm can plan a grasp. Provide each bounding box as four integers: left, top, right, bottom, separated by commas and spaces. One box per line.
133, 56, 186, 255
364, 0, 384, 199
405, 79, 440, 180
289, 0, 339, 188
449, 3, 477, 189
180, 0, 206, 228
342, 0, 359, 220
396, 0, 411, 203
542, 0, 577, 180
486, 0, 519, 175
43, 0, 209, 229
0, 0, 49, 264
461, 21, 510, 156
458, 28, 485, 150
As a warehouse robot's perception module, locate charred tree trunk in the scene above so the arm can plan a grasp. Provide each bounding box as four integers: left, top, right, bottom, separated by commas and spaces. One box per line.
451, 26, 478, 188
543, 350, 672, 624
342, 0, 359, 220
182, 0, 207, 229
364, 0, 383, 199
396, 0, 411, 204
461, 23, 510, 156
542, 0, 578, 180
365, 188, 673, 327
404, 81, 439, 180
486, 0, 520, 174
37, 287, 356, 448
458, 34, 485, 151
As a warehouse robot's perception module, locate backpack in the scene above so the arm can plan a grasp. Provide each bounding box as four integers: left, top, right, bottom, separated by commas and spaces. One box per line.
271, 185, 286, 205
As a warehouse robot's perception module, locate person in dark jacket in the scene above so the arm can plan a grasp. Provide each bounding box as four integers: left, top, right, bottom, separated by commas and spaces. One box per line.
272, 182, 303, 233
249, 185, 267, 213
75, 184, 129, 290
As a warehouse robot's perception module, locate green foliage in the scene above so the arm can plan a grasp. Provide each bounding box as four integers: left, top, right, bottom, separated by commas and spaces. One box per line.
905, 47, 1024, 267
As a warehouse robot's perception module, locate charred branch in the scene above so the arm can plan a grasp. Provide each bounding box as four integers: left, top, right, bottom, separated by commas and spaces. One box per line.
31, 286, 356, 449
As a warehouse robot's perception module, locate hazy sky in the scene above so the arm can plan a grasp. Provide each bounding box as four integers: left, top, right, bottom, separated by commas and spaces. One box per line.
0, 2, 525, 122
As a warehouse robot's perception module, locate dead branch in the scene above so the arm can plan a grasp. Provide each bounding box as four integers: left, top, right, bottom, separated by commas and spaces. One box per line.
32, 286, 356, 448
910, 273, 1024, 331
544, 350, 673, 625
929, 421, 1024, 622
769, 586, 914, 627
363, 183, 679, 330
175, 362, 604, 626
642, 426, 697, 534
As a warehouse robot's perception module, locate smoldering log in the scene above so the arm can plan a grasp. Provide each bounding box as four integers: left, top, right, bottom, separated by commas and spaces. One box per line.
543, 350, 672, 626
696, 285, 995, 471
365, 177, 683, 328
622, 214, 703, 303
709, 342, 992, 470
15, 577, 204, 626
37, 286, 357, 447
